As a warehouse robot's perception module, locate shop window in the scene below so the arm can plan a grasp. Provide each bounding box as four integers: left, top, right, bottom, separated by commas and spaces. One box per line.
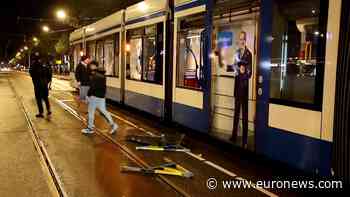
269, 0, 328, 110
176, 13, 205, 90
126, 23, 163, 84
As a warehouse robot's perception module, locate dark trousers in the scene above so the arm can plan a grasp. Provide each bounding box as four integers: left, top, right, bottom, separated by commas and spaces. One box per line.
232, 96, 248, 146
34, 84, 50, 114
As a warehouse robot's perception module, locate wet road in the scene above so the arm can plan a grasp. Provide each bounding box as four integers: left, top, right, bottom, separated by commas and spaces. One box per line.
0, 71, 308, 197
0, 73, 54, 197
1, 72, 179, 197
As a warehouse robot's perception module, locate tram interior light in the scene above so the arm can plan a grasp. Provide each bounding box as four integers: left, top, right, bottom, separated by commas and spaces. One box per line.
209, 52, 216, 59
80, 51, 84, 57
126, 44, 131, 52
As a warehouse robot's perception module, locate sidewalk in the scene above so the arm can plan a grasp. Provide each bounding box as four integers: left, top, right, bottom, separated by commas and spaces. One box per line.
0, 73, 54, 197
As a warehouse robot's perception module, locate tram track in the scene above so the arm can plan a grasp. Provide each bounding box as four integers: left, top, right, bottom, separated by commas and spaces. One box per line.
16, 72, 278, 196
8, 79, 68, 197
52, 93, 278, 197
53, 98, 190, 197
17, 71, 187, 197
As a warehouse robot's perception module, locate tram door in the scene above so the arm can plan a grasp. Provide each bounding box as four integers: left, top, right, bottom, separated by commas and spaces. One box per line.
210, 2, 260, 150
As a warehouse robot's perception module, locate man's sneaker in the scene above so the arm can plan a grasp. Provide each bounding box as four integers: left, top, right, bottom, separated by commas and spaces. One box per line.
81, 128, 94, 134
110, 124, 118, 134
36, 114, 44, 118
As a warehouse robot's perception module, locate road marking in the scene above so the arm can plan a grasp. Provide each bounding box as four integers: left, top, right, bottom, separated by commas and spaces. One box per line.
204, 161, 237, 177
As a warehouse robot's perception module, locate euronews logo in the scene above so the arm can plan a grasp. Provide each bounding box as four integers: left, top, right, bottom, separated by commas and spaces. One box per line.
206, 178, 343, 190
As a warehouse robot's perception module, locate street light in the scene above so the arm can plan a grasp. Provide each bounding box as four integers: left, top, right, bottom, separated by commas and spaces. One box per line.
56, 10, 67, 20
33, 37, 38, 42
56, 9, 81, 28
42, 25, 50, 32
24, 46, 28, 50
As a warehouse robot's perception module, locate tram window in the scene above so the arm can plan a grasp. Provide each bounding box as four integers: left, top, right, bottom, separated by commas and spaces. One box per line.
128, 37, 142, 80
114, 33, 120, 77
73, 44, 81, 71
96, 41, 104, 69
104, 38, 115, 76
269, 0, 328, 110
126, 23, 163, 84
176, 13, 205, 90
87, 41, 96, 60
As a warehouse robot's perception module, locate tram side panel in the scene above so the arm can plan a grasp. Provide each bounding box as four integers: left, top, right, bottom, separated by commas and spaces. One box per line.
172, 1, 209, 133
123, 0, 168, 118
255, 0, 340, 175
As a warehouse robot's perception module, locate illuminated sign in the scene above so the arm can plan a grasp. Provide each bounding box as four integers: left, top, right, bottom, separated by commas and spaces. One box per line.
218, 32, 233, 49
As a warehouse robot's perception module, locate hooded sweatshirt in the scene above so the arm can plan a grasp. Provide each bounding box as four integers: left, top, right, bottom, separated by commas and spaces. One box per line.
87, 68, 106, 98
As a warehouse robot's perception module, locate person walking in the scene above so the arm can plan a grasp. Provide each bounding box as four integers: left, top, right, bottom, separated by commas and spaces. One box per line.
29, 52, 52, 118
75, 55, 91, 102
81, 61, 118, 134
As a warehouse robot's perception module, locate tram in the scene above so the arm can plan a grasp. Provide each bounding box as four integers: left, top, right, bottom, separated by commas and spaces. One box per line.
69, 0, 342, 176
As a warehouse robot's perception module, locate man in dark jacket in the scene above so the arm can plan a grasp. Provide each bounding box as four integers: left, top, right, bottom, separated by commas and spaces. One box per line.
29, 52, 52, 118
81, 61, 118, 134
231, 31, 252, 148
75, 55, 91, 101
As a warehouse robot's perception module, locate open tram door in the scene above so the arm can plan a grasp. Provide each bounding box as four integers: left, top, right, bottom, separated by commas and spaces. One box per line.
209, 0, 260, 150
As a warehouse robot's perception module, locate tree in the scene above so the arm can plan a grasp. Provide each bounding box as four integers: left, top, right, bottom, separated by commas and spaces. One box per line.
55, 33, 69, 56
32, 34, 57, 58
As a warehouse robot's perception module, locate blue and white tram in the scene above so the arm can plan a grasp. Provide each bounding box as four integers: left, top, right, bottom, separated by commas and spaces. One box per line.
69, 10, 124, 102
69, 0, 342, 176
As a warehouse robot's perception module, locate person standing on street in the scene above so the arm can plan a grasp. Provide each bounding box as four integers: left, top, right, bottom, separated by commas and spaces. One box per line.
29, 52, 52, 118
81, 61, 118, 135
75, 55, 91, 102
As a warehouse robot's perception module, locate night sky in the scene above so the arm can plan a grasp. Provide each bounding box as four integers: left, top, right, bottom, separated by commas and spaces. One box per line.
0, 0, 141, 61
